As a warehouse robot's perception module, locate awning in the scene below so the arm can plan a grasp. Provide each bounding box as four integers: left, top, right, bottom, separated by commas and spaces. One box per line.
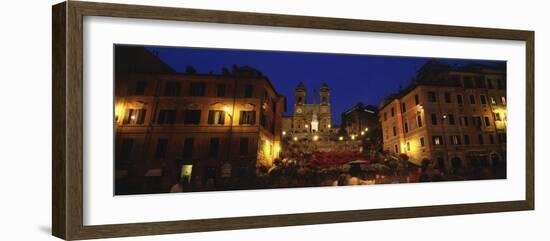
466, 151, 490, 158
115, 170, 128, 179
145, 169, 163, 177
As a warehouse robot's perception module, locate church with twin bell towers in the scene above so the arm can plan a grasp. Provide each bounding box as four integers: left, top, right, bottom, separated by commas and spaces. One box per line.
282, 82, 343, 152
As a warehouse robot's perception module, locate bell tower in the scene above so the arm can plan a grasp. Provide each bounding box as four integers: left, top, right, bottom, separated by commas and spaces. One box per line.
294, 82, 306, 107
319, 82, 331, 131
320, 82, 330, 105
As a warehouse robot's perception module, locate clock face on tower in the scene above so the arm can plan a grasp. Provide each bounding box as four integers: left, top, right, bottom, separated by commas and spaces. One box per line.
296, 108, 302, 114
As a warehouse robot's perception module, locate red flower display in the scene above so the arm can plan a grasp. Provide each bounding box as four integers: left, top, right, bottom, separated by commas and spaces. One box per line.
305, 151, 369, 168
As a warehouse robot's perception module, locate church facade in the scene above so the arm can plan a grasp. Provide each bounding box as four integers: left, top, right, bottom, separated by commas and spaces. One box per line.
284, 82, 333, 135
282, 82, 360, 153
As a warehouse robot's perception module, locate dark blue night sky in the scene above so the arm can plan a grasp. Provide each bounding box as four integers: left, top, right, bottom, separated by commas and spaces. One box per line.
147, 46, 502, 125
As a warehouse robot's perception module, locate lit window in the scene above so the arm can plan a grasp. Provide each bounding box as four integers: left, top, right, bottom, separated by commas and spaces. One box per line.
490, 96, 497, 105
124, 108, 146, 124
432, 136, 442, 145
208, 110, 225, 125
494, 112, 502, 121
239, 111, 256, 125
450, 135, 461, 145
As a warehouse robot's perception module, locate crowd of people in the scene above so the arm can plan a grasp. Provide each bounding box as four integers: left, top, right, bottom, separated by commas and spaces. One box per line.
167, 155, 506, 193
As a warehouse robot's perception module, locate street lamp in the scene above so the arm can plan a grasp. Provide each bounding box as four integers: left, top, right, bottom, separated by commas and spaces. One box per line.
223, 105, 234, 172
223, 106, 232, 118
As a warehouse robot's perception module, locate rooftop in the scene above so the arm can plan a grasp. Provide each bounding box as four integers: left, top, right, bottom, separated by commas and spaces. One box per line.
378, 60, 506, 109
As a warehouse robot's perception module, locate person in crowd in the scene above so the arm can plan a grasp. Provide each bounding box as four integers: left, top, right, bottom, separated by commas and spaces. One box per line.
336, 173, 350, 186
170, 177, 186, 193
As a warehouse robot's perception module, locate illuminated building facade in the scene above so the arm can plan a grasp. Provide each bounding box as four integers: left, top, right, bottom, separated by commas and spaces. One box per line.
379, 61, 507, 170
341, 102, 380, 142
114, 47, 285, 193
281, 83, 350, 152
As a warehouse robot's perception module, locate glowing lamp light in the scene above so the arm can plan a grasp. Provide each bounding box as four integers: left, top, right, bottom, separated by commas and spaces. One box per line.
361, 131, 365, 136
223, 106, 231, 114
114, 103, 124, 123
305, 124, 309, 128
364, 127, 369, 132
130, 115, 136, 120
327, 124, 332, 128
351, 135, 356, 140
282, 131, 286, 136
313, 135, 319, 141
339, 136, 344, 141
293, 136, 298, 141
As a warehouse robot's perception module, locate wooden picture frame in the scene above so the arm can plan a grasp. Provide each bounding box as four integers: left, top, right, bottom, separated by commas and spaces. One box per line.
52, 1, 534, 240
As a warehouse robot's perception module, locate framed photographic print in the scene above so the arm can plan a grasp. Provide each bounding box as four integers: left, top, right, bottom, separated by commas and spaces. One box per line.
52, 1, 534, 240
